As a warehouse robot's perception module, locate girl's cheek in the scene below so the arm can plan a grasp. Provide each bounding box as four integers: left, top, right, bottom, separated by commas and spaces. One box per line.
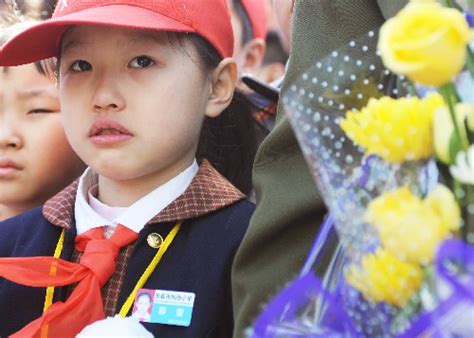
59, 80, 84, 108
25, 117, 60, 151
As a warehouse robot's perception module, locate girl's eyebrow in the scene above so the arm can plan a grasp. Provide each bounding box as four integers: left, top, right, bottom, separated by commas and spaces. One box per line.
62, 40, 88, 55
17, 89, 58, 100
127, 31, 167, 47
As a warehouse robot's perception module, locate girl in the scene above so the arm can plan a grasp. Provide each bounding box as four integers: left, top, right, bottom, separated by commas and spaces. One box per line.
0, 13, 85, 220
0, 1, 255, 337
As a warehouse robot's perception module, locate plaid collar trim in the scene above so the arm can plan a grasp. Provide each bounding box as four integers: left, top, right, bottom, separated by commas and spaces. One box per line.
43, 160, 245, 229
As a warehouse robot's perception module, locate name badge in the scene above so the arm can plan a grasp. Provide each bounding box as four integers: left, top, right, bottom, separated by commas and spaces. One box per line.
132, 288, 195, 327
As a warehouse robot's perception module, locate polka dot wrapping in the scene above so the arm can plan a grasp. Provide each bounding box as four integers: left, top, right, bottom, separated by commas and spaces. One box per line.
265, 30, 445, 337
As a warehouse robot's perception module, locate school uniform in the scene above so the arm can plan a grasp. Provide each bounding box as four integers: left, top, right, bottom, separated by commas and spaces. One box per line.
0, 160, 254, 338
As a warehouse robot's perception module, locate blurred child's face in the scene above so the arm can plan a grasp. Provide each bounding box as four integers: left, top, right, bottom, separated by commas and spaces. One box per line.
229, 4, 245, 63
228, 0, 266, 83
273, 0, 294, 52
0, 64, 84, 212
59, 26, 214, 198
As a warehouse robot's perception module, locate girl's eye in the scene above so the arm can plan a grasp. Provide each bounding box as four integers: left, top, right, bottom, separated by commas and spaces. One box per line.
70, 60, 92, 72
129, 56, 154, 69
27, 109, 56, 115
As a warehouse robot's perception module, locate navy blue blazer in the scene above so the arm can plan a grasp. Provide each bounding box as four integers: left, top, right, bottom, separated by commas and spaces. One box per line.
0, 199, 254, 337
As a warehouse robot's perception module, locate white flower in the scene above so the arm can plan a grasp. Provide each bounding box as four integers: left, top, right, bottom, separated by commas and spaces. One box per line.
450, 145, 474, 185
76, 315, 153, 338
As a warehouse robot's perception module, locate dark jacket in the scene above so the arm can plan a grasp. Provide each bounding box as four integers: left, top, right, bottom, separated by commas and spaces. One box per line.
0, 162, 254, 338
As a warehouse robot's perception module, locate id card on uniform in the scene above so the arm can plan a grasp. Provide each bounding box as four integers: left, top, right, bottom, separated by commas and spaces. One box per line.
132, 288, 196, 327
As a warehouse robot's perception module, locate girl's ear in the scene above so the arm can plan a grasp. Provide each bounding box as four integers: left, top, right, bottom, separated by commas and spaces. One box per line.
205, 58, 237, 118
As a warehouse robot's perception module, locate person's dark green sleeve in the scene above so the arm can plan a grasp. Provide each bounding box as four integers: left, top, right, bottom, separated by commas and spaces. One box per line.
231, 1, 407, 337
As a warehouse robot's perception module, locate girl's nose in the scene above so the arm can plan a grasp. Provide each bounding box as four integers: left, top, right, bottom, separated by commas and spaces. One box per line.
0, 122, 23, 150
91, 75, 126, 114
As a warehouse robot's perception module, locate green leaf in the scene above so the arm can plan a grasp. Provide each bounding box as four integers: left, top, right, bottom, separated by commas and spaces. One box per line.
468, 0, 474, 12
466, 119, 474, 144
449, 132, 463, 163
440, 0, 466, 11
466, 47, 474, 79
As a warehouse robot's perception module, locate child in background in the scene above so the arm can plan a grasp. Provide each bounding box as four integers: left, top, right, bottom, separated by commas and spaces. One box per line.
0, 1, 254, 337
258, 30, 288, 86
1, 0, 57, 20
272, 0, 294, 54
250, 0, 294, 120
228, 0, 278, 143
0, 14, 85, 220
228, 0, 268, 89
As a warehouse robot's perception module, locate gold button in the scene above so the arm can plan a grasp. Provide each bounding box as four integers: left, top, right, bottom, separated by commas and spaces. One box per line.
147, 233, 164, 249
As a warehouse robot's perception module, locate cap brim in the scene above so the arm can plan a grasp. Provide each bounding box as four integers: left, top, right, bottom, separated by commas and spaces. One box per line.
1, 5, 193, 66
242, 74, 280, 103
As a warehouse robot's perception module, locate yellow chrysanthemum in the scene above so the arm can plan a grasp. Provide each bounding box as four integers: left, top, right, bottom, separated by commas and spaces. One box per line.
366, 184, 461, 265
345, 249, 423, 307
340, 93, 445, 163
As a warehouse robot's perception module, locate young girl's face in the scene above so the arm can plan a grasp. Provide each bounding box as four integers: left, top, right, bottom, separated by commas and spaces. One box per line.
0, 64, 84, 211
59, 26, 214, 199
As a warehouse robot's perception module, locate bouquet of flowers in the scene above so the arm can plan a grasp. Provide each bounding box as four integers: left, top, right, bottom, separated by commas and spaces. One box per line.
251, 0, 474, 337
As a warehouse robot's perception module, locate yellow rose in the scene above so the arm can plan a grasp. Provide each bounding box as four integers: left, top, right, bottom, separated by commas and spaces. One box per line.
378, 0, 472, 86
434, 103, 473, 164
340, 93, 444, 163
345, 249, 423, 307
366, 184, 461, 265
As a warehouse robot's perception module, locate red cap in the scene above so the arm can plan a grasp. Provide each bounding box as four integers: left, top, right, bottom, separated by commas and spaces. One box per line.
1, 0, 234, 66
240, 0, 268, 39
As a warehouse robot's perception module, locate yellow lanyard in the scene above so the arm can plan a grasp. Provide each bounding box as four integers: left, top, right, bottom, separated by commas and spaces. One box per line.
43, 230, 66, 312
43, 221, 182, 317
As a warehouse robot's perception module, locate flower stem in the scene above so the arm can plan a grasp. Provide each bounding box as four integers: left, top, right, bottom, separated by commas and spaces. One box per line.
424, 265, 439, 302
439, 84, 466, 155
461, 184, 474, 244
441, 0, 461, 9
440, 0, 450, 7
404, 80, 418, 97
466, 47, 474, 79
390, 293, 420, 334
467, 0, 474, 12
441, 0, 464, 10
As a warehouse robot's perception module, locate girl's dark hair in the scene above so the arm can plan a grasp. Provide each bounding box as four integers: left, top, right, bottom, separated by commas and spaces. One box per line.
180, 33, 258, 195
137, 292, 152, 302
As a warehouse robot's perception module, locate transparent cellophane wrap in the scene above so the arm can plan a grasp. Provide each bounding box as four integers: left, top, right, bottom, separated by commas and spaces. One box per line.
250, 31, 474, 338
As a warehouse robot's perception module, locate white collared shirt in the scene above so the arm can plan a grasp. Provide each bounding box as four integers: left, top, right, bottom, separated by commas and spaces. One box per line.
74, 160, 199, 237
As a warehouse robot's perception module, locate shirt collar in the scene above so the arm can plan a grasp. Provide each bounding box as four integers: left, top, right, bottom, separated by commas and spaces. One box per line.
43, 160, 245, 230
74, 160, 199, 235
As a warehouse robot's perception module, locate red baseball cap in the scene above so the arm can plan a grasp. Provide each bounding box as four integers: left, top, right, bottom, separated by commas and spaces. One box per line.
240, 0, 267, 39
0, 0, 234, 66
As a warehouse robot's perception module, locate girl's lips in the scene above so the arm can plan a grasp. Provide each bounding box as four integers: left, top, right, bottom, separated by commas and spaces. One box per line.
0, 159, 23, 178
90, 133, 133, 145
88, 118, 133, 145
